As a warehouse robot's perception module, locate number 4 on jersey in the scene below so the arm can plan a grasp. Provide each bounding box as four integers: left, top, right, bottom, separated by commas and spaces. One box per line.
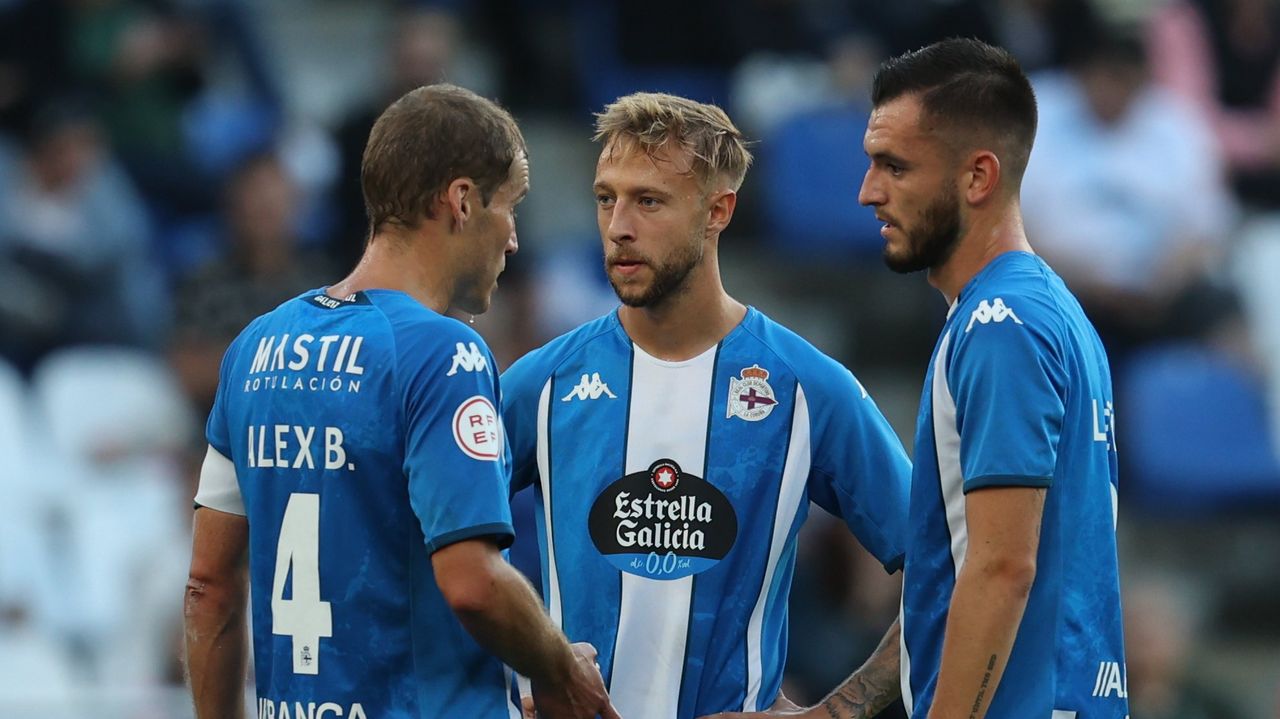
272, 493, 333, 674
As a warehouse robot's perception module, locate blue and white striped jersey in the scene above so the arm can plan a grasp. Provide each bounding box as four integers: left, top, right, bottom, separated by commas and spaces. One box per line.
502, 307, 911, 719
901, 252, 1128, 718
200, 288, 522, 719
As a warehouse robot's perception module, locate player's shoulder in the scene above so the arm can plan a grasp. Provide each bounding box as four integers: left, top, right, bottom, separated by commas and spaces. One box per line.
954, 252, 1071, 336
503, 311, 622, 391
738, 308, 868, 398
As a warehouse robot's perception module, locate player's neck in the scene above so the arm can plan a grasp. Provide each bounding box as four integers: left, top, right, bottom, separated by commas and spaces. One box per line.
928, 204, 1033, 304
327, 232, 453, 313
619, 259, 746, 362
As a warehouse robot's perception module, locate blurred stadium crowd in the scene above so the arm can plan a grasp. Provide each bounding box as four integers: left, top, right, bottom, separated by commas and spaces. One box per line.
0, 0, 1278, 717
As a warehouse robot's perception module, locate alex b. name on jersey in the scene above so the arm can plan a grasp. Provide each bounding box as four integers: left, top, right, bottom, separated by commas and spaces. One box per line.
245, 424, 355, 472
245, 334, 367, 395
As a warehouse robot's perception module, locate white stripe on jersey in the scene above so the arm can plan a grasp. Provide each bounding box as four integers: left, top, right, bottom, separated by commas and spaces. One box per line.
743, 385, 811, 711
899, 594, 914, 715
1051, 711, 1077, 719
536, 380, 562, 626
1110, 483, 1119, 529
931, 331, 967, 576
610, 346, 717, 719
504, 665, 523, 719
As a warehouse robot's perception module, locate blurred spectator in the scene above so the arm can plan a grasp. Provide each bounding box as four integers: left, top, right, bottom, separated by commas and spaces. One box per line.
1150, 0, 1280, 208
1125, 574, 1246, 719
170, 151, 331, 412
65, 0, 282, 218
330, 5, 462, 271
65, 0, 212, 214
0, 98, 167, 372
1021, 25, 1238, 359
0, 0, 71, 138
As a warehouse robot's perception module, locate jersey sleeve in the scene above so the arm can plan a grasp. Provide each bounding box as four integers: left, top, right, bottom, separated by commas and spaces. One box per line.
806, 365, 912, 573
949, 299, 1067, 492
397, 323, 514, 553
499, 350, 547, 494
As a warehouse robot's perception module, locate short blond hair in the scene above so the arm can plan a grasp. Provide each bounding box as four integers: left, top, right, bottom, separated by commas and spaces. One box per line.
593, 92, 753, 191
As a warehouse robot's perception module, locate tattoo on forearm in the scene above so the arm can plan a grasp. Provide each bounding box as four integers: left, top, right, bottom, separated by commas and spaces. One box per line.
819, 633, 901, 718
968, 654, 998, 719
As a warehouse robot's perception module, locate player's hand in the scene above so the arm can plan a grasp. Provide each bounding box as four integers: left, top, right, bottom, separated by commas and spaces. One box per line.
530, 642, 622, 719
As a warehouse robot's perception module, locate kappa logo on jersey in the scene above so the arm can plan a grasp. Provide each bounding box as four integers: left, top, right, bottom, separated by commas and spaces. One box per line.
727, 364, 778, 421
1091, 660, 1128, 699
587, 459, 738, 581
446, 342, 489, 376
451, 395, 500, 461
965, 297, 1024, 332
560, 372, 617, 401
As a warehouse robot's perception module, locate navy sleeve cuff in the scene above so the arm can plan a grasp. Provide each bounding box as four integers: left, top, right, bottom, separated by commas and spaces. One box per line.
425, 522, 516, 554
881, 552, 904, 575
963, 474, 1053, 493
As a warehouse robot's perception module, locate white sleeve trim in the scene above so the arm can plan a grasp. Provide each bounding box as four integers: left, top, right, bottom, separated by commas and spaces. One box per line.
194, 445, 245, 516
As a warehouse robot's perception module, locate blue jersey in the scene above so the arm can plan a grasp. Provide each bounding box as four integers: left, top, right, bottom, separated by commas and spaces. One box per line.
201, 289, 521, 719
501, 307, 911, 719
901, 252, 1128, 718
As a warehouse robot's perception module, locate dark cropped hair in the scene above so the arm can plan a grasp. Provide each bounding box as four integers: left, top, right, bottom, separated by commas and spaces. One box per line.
361, 83, 525, 235
872, 38, 1038, 183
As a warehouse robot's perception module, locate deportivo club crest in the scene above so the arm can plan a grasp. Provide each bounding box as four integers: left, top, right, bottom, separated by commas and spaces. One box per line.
727, 364, 778, 421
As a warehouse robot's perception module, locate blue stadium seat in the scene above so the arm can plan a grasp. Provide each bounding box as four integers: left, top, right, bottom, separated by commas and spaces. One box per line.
1120, 343, 1280, 514
760, 104, 885, 258
571, 2, 731, 111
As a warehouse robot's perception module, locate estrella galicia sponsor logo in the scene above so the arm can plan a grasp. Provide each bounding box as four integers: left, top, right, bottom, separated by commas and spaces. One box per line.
588, 459, 737, 580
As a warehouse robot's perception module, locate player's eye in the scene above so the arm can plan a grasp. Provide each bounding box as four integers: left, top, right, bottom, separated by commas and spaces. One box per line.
596, 194, 615, 208
639, 196, 660, 208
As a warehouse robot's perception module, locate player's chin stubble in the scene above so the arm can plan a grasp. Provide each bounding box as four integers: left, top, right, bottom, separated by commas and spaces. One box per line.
608, 242, 704, 308
883, 190, 962, 274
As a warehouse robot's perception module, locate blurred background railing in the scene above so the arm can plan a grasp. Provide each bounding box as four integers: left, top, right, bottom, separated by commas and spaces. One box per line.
0, 0, 1278, 717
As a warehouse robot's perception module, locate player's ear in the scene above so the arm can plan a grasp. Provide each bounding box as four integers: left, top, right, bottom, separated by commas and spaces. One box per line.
964, 150, 1001, 206
445, 177, 475, 231
705, 188, 737, 238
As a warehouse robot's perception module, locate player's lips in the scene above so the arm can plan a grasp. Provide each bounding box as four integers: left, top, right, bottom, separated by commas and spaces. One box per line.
608, 257, 648, 276
876, 214, 898, 237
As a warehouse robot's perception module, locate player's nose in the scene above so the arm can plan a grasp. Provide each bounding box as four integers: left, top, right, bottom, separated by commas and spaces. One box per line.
858, 167, 884, 207
605, 203, 635, 243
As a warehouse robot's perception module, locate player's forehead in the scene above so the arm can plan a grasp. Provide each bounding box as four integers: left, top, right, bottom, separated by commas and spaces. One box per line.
594, 136, 698, 190
864, 94, 930, 154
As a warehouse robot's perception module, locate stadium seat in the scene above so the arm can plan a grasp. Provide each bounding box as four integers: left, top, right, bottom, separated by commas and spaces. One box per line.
1120, 343, 1280, 514
28, 347, 193, 681
759, 104, 886, 258
571, 2, 731, 111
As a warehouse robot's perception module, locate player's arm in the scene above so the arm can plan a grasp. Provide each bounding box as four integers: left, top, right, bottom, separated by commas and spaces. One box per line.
432, 536, 620, 719
696, 618, 901, 719
184, 506, 250, 719
925, 485, 1045, 719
